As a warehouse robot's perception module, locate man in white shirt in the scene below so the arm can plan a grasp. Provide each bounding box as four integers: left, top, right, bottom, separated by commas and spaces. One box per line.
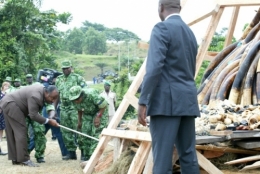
100, 81, 116, 124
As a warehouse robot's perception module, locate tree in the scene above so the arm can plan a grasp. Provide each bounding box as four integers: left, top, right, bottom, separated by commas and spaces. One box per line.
105, 27, 140, 42
63, 28, 84, 54
84, 27, 107, 55
81, 20, 106, 33
95, 62, 108, 75
0, 0, 71, 82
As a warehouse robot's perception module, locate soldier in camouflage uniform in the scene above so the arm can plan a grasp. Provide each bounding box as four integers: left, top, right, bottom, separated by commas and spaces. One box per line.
55, 60, 86, 160
69, 86, 108, 161
6, 78, 22, 93
25, 74, 47, 163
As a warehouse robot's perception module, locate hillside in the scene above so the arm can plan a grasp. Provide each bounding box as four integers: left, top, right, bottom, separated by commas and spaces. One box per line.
54, 42, 148, 80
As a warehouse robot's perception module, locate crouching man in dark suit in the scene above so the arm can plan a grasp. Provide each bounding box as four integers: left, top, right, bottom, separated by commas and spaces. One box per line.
138, 0, 200, 174
0, 84, 59, 167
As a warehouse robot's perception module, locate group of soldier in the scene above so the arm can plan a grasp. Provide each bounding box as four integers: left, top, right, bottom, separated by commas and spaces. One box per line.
0, 60, 117, 167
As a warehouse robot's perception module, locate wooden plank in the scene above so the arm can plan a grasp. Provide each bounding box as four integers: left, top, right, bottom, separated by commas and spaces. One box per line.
223, 6, 240, 48
143, 149, 153, 174
240, 161, 260, 171
125, 92, 139, 109
196, 150, 224, 174
118, 139, 130, 156
228, 130, 260, 139
101, 128, 151, 142
209, 130, 233, 136
172, 147, 179, 165
187, 4, 220, 26
196, 145, 260, 155
113, 138, 121, 162
195, 7, 224, 77
217, 0, 260, 7
235, 140, 260, 149
201, 150, 224, 159
127, 141, 151, 174
225, 155, 260, 165
196, 136, 226, 144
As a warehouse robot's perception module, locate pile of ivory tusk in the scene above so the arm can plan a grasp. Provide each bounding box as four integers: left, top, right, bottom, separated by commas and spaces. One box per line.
198, 8, 260, 108
196, 8, 260, 134
195, 100, 260, 135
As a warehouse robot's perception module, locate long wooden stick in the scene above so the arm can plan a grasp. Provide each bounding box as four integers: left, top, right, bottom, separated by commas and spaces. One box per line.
59, 124, 99, 141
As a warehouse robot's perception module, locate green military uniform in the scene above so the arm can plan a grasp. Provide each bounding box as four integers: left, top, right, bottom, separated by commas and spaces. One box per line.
69, 86, 108, 160
25, 74, 46, 161
55, 60, 86, 153
6, 78, 23, 93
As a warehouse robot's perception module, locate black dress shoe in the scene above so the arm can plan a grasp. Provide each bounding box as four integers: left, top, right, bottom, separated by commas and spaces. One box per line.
36, 157, 45, 163
21, 160, 39, 167
12, 160, 21, 165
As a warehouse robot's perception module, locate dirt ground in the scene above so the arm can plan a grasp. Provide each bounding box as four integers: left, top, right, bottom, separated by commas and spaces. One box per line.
1, 132, 260, 174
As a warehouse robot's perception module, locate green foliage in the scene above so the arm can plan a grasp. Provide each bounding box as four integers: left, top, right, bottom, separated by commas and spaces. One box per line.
62, 28, 84, 54
0, 0, 71, 83
112, 69, 135, 120
84, 27, 107, 55
195, 60, 210, 88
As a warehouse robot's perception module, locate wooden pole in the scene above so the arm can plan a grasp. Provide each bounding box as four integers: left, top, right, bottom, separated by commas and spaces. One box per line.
195, 7, 224, 77
223, 6, 240, 48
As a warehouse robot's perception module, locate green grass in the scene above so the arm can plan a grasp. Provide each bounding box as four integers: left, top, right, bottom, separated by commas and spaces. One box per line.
53, 42, 148, 80
54, 51, 118, 80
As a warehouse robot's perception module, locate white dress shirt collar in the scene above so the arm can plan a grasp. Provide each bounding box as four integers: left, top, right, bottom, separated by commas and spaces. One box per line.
165, 13, 180, 21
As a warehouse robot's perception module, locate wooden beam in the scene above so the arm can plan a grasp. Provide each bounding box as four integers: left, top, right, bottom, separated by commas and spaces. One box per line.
196, 145, 260, 155
127, 141, 151, 174
196, 150, 224, 174
187, 4, 220, 26
125, 92, 139, 110
195, 7, 224, 77
217, 0, 260, 7
101, 128, 151, 142
223, 6, 240, 48
143, 149, 153, 174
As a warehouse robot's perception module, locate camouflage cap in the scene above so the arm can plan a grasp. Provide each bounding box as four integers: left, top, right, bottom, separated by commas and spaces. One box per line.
26, 74, 33, 78
69, 86, 82, 101
104, 81, 111, 86
5, 76, 12, 82
61, 60, 72, 69
14, 78, 21, 82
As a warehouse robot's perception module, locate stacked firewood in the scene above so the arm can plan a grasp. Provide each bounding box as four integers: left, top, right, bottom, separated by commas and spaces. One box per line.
197, 8, 260, 108
196, 99, 260, 135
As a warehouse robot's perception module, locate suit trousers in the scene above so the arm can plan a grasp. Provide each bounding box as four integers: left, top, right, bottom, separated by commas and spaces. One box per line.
3, 102, 29, 162
150, 116, 199, 174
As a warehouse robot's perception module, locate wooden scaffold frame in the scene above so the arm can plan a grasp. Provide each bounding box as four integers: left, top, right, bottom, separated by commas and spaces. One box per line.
83, 1, 260, 173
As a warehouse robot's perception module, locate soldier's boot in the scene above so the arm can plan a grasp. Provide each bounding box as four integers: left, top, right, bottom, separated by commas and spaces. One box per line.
69, 151, 77, 160
80, 150, 87, 162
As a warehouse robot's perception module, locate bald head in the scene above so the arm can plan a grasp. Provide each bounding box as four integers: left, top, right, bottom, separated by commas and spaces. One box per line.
158, 0, 181, 21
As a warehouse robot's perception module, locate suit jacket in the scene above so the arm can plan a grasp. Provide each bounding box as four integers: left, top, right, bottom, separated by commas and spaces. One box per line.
139, 15, 200, 117
0, 84, 47, 124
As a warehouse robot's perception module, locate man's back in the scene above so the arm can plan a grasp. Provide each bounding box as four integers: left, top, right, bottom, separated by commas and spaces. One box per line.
140, 15, 200, 117
0, 84, 46, 123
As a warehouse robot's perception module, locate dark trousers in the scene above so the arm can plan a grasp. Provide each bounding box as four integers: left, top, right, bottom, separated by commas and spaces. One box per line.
28, 106, 68, 156
3, 102, 29, 162
150, 116, 199, 174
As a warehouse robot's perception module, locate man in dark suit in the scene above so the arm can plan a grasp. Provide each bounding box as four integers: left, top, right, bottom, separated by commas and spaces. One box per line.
138, 0, 200, 173
0, 84, 59, 167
